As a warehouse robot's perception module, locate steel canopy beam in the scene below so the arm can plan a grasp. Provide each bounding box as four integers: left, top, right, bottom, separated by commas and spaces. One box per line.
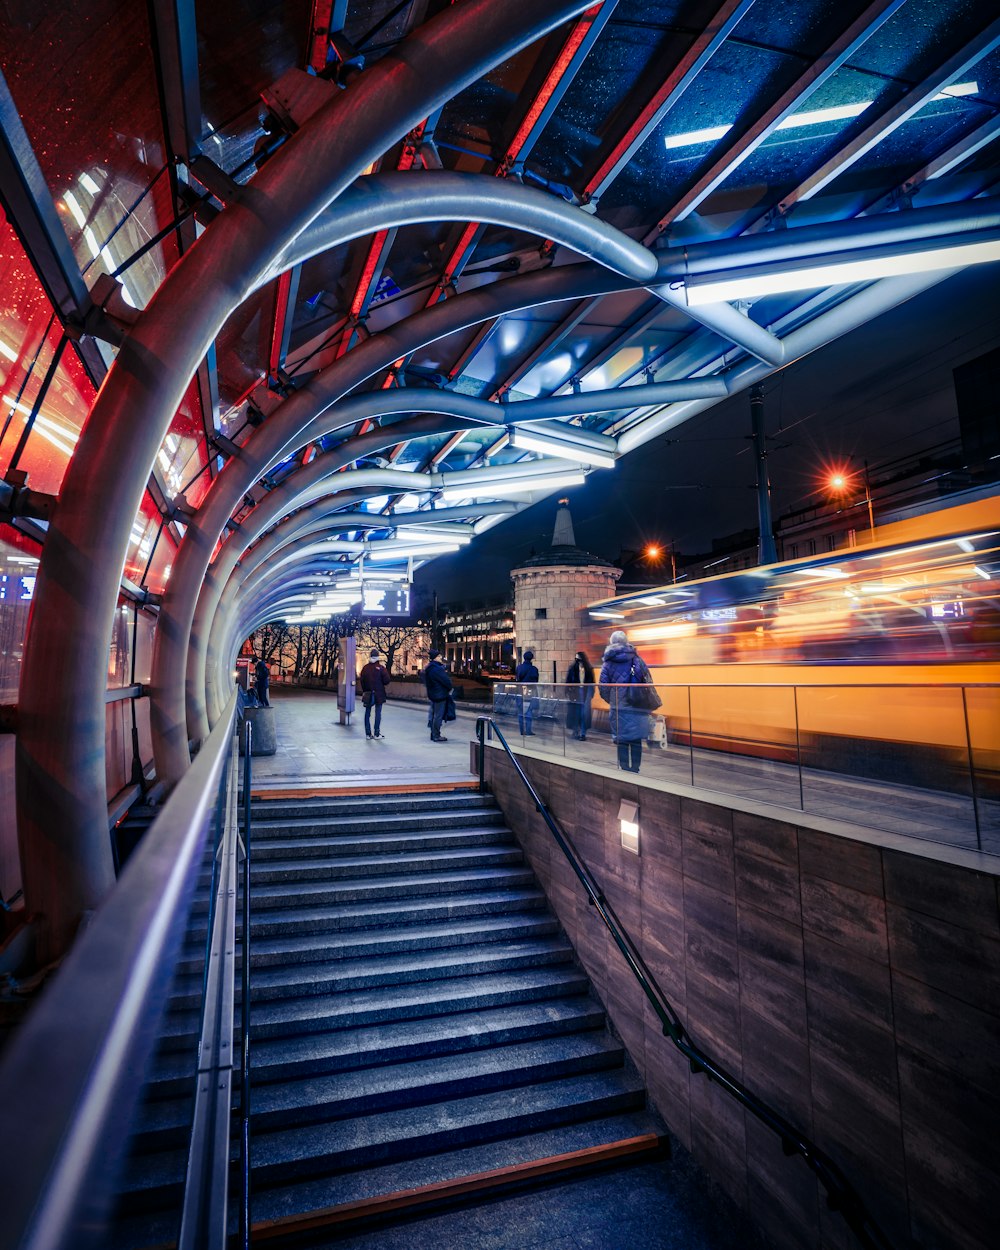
18, 0, 595, 960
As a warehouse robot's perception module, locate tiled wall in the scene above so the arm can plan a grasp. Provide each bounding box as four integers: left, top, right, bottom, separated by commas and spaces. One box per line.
484, 749, 1000, 1250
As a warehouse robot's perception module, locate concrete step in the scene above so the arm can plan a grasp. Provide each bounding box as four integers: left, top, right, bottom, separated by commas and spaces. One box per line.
248, 885, 548, 937
250, 843, 523, 884
148, 996, 606, 1092
248, 1111, 665, 1229
251, 825, 516, 862
249, 808, 507, 840
166, 936, 574, 1012
250, 965, 592, 1040
117, 1071, 648, 1204
249, 791, 494, 822
249, 865, 536, 911
132, 1033, 626, 1149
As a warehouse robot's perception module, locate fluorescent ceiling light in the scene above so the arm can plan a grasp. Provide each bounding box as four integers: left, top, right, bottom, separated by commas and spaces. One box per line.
664, 82, 978, 150
367, 542, 461, 559
685, 237, 1000, 305
438, 471, 585, 502
393, 529, 473, 545
0, 339, 18, 363
508, 428, 617, 469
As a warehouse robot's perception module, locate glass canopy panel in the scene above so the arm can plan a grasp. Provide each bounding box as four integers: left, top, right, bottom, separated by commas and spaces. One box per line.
195, 0, 310, 146
0, 529, 40, 702
0, 0, 178, 305
526, 0, 691, 189
123, 492, 164, 587
599, 38, 798, 222
0, 338, 96, 496
158, 378, 211, 507
215, 281, 279, 410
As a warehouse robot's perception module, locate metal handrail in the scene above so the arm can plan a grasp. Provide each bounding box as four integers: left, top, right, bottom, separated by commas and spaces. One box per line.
0, 688, 238, 1250
177, 723, 241, 1250
476, 715, 895, 1250
239, 720, 253, 1250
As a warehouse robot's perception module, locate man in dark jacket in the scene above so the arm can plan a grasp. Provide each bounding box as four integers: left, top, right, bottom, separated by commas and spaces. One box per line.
598, 630, 653, 773
423, 650, 453, 742
359, 650, 391, 739
254, 655, 270, 707
515, 648, 539, 735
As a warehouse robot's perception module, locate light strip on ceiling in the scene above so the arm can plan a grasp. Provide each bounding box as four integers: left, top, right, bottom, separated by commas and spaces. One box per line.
664, 81, 979, 151
685, 237, 1000, 305
508, 428, 617, 468
438, 471, 586, 502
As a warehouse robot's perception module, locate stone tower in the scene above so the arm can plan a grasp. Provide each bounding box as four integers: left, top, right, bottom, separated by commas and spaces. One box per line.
510, 499, 622, 682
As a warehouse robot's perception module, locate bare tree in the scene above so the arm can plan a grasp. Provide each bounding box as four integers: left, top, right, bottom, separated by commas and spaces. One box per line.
356, 620, 431, 674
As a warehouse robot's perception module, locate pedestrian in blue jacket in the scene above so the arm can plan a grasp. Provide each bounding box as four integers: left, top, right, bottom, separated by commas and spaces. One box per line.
423, 650, 453, 742
598, 630, 652, 773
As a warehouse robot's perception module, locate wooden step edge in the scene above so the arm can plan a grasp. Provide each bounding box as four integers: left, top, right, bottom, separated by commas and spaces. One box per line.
252, 780, 480, 800
249, 1133, 666, 1243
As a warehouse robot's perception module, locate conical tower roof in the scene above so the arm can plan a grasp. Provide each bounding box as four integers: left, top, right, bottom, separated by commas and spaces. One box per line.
511, 499, 619, 572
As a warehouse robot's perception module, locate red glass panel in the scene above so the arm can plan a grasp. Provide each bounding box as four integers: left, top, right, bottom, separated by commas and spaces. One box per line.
0, 0, 179, 305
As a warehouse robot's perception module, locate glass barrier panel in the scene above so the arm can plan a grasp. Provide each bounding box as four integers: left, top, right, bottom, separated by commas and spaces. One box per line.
963, 686, 999, 855
687, 683, 802, 807
105, 698, 129, 799
795, 684, 978, 848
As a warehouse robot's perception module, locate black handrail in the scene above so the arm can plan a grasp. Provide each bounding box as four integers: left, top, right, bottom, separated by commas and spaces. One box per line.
476, 715, 894, 1250
239, 719, 253, 1250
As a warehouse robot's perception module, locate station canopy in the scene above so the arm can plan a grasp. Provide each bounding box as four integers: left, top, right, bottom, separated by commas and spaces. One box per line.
2, 0, 999, 615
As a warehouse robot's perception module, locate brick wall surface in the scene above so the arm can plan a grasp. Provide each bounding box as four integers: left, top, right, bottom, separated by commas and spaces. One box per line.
511, 565, 620, 679
483, 748, 1000, 1250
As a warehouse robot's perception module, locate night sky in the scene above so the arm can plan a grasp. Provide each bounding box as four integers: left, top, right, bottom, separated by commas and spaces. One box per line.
416, 263, 1000, 604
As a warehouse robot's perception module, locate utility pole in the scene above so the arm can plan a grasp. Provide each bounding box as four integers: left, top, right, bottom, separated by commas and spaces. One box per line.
750, 384, 777, 565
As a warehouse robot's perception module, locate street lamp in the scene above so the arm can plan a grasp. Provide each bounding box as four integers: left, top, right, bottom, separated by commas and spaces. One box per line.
826, 462, 875, 539
643, 541, 677, 583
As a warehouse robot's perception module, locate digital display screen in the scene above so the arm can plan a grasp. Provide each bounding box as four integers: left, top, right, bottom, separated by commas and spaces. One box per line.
362, 581, 411, 616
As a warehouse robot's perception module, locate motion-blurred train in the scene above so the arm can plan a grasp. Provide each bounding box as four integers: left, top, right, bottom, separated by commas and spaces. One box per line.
585, 491, 999, 797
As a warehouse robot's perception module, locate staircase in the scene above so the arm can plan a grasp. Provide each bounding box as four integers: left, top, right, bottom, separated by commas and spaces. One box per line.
110, 786, 665, 1245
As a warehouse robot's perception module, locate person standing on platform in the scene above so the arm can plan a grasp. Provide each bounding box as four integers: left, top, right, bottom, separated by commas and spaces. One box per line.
515, 649, 539, 735
359, 650, 391, 739
565, 649, 595, 740
254, 655, 270, 707
599, 630, 653, 774
424, 649, 453, 742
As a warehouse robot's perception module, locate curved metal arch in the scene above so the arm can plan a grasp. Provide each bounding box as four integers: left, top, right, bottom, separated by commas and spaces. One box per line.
258, 170, 658, 288
18, 0, 594, 957
151, 261, 637, 786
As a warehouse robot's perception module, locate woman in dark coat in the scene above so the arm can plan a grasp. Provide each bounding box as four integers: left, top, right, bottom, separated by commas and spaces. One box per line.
598, 630, 652, 773
565, 650, 595, 741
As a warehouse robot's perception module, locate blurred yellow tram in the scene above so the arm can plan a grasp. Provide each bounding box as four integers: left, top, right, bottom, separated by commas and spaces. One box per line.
585, 493, 1000, 794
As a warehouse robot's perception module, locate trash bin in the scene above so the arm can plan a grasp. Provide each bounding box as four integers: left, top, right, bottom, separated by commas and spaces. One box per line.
239, 705, 277, 755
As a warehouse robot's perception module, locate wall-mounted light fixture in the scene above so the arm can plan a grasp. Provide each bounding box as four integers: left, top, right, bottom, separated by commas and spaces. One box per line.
618, 798, 639, 855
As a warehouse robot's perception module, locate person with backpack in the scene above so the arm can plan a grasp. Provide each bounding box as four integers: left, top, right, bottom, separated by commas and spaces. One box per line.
598, 630, 658, 773
423, 649, 453, 742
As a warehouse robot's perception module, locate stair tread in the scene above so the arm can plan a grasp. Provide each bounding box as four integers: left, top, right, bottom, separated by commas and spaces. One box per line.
251, 845, 522, 878
250, 1110, 665, 1224
121, 1071, 647, 1193
246, 911, 560, 964
249, 886, 547, 929
251, 966, 590, 1032
250, 866, 535, 904
250, 810, 505, 837
137, 1034, 626, 1136
253, 827, 514, 857
247, 937, 574, 995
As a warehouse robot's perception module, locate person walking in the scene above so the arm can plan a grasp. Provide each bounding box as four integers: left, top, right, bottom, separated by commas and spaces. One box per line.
359, 650, 391, 739
515, 649, 539, 735
599, 630, 654, 773
565, 649, 595, 740
424, 649, 453, 742
254, 655, 270, 707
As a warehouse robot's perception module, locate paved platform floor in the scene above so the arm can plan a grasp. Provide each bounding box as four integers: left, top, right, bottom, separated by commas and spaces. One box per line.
250, 687, 482, 792
250, 687, 998, 858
